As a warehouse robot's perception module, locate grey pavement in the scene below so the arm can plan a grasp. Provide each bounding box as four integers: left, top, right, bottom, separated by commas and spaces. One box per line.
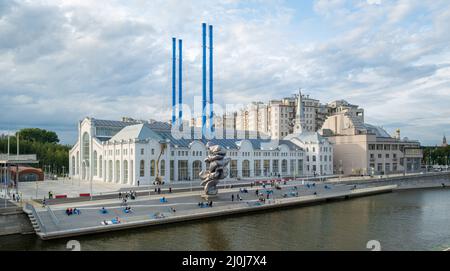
34, 182, 354, 234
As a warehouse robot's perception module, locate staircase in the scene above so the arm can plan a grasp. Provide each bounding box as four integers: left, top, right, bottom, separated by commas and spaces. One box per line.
23, 203, 44, 235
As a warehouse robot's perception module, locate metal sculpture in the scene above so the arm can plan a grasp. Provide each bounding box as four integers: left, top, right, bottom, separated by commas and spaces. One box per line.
199, 143, 230, 198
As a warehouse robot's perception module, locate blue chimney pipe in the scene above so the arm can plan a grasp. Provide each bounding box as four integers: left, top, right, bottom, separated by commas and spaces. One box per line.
209, 25, 214, 135
178, 39, 183, 127
172, 37, 176, 125
202, 23, 207, 138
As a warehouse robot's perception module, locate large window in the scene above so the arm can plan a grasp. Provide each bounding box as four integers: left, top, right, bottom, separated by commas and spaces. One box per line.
263, 160, 270, 176
108, 160, 113, 182
71, 156, 75, 175
115, 160, 120, 183
178, 160, 189, 181
297, 159, 303, 175
192, 160, 202, 180
82, 132, 90, 161
160, 160, 165, 176
254, 160, 261, 177
99, 155, 103, 178
281, 159, 288, 175
93, 151, 98, 176
272, 160, 279, 174
242, 160, 250, 177
230, 160, 238, 178
140, 160, 145, 177
170, 160, 174, 181
130, 160, 133, 184
76, 151, 79, 174
150, 160, 155, 176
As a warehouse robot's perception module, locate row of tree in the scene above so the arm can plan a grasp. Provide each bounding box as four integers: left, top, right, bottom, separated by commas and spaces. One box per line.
422, 146, 450, 166
0, 128, 71, 176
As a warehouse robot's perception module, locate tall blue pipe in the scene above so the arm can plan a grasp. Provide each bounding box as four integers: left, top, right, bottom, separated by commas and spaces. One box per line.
178, 39, 183, 127
202, 23, 207, 138
209, 25, 214, 135
172, 37, 176, 125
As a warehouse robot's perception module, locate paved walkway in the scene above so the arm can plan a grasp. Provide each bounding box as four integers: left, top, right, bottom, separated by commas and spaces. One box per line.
33, 181, 356, 235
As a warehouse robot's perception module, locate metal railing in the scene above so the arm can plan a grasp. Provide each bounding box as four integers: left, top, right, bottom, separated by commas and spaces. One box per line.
25, 202, 46, 233
46, 205, 59, 225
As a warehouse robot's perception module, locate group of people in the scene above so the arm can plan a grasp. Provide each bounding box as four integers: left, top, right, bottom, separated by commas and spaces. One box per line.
65, 208, 80, 216
239, 188, 249, 193
124, 206, 132, 213
119, 191, 137, 201
198, 201, 213, 208
11, 192, 21, 202
231, 194, 242, 201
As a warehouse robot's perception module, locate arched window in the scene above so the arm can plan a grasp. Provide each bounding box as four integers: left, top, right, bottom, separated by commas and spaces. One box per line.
160, 160, 165, 176
123, 160, 128, 184
115, 160, 120, 183
192, 160, 202, 180
282, 159, 288, 175
108, 160, 113, 182
150, 160, 155, 176
230, 160, 238, 178
76, 151, 79, 174
140, 160, 145, 177
242, 160, 250, 177
99, 155, 103, 178
130, 160, 134, 184
93, 151, 98, 176
71, 156, 75, 175
82, 132, 90, 161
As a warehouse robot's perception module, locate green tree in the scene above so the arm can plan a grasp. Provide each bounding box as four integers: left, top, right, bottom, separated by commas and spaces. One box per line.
16, 128, 59, 144
1, 130, 70, 176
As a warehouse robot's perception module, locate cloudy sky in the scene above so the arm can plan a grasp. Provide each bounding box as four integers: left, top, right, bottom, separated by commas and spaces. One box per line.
0, 0, 449, 145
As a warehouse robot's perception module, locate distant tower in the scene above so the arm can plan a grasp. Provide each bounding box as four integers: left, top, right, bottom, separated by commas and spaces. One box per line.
443, 135, 448, 147
294, 89, 305, 134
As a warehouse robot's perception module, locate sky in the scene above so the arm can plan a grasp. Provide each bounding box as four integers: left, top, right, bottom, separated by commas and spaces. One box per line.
0, 0, 449, 146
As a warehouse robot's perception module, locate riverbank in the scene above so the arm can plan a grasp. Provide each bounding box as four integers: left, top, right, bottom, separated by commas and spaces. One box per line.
25, 184, 396, 240
326, 171, 450, 190
3, 171, 450, 239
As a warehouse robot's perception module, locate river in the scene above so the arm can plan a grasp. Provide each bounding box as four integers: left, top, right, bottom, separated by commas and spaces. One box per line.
1, 188, 449, 251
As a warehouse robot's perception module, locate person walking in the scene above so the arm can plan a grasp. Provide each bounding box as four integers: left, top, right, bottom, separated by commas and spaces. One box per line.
231, 194, 234, 201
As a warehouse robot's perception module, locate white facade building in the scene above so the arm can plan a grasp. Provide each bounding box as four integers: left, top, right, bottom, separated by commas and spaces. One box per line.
69, 117, 334, 186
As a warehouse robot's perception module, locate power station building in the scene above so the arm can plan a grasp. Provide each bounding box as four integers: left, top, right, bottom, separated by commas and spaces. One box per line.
68, 23, 334, 185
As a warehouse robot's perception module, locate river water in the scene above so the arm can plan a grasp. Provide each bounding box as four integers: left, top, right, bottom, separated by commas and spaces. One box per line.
1, 188, 449, 251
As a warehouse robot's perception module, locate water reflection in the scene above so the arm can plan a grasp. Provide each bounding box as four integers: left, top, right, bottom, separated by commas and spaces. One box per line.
1, 188, 449, 251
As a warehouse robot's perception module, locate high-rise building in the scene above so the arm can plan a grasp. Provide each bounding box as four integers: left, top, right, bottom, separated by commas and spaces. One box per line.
211, 91, 348, 139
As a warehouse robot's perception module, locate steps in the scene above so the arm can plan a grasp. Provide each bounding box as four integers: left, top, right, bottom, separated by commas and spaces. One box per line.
23, 208, 42, 234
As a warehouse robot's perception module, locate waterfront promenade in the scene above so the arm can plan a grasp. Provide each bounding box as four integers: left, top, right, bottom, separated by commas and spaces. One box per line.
23, 181, 395, 240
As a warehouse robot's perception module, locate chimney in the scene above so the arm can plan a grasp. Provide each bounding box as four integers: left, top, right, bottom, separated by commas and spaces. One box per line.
172, 37, 176, 125
178, 39, 183, 128
209, 25, 214, 135
202, 23, 207, 138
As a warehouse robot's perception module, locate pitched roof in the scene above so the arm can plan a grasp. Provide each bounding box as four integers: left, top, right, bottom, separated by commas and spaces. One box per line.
110, 123, 163, 141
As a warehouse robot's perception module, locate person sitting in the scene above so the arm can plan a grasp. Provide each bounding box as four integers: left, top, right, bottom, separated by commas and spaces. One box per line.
209, 201, 213, 207
100, 207, 108, 214
65, 208, 70, 216
171, 207, 176, 213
